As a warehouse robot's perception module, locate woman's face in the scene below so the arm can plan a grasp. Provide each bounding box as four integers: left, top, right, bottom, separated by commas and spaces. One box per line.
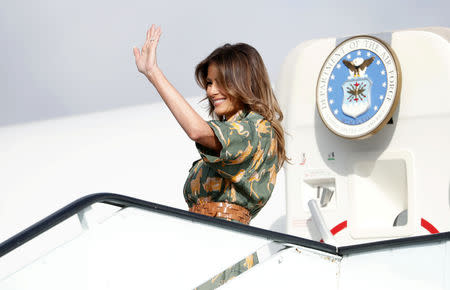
206, 64, 244, 120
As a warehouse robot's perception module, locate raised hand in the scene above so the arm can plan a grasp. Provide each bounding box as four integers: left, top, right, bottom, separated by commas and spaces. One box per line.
133, 24, 162, 79
132, 25, 219, 152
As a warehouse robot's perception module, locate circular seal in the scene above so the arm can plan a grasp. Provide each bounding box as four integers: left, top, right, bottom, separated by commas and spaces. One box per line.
316, 35, 401, 139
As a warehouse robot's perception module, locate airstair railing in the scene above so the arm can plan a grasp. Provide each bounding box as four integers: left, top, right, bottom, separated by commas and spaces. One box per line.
2, 193, 449, 259
338, 231, 450, 255
0, 193, 337, 258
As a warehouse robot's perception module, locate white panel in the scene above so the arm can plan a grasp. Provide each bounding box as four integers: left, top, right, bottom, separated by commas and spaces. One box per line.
446, 240, 450, 290
340, 241, 448, 290
0, 207, 271, 290
223, 247, 340, 290
348, 151, 414, 238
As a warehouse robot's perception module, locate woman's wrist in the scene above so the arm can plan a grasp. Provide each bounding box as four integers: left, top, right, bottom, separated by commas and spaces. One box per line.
145, 66, 162, 84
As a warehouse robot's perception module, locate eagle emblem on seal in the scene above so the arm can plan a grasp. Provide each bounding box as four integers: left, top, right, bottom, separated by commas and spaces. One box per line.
341, 56, 375, 118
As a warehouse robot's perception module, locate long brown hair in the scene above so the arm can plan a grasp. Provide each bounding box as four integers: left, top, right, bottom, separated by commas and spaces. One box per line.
195, 43, 287, 169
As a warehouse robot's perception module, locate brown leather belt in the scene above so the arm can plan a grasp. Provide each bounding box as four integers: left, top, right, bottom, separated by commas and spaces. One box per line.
189, 199, 251, 225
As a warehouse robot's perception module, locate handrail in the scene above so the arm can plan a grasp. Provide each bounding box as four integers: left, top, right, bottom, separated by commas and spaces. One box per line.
2, 193, 449, 259
0, 193, 337, 258
338, 231, 450, 255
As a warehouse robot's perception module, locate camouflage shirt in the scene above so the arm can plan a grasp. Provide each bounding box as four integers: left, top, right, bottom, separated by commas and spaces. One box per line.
183, 110, 278, 218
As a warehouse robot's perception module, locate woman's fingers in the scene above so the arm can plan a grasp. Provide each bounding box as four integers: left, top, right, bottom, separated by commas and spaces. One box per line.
150, 24, 155, 38
143, 24, 160, 52
148, 25, 159, 46
133, 46, 144, 73
143, 25, 152, 51
134, 25, 161, 75
133, 46, 140, 60
146, 24, 154, 42
155, 26, 162, 44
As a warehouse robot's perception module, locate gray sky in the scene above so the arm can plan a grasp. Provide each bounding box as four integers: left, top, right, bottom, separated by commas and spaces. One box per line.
1, 0, 449, 126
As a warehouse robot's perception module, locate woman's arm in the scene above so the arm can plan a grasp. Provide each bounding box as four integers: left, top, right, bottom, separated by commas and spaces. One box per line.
133, 25, 221, 152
